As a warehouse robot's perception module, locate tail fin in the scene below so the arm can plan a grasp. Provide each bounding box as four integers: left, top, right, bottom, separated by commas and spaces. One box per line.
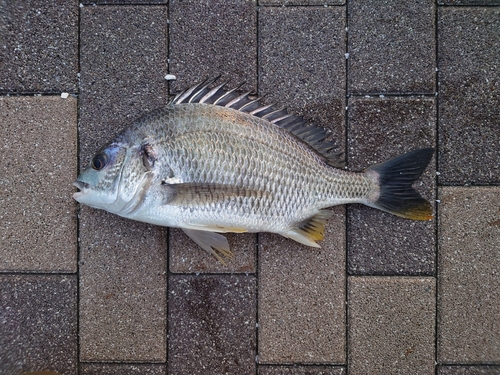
366, 148, 434, 220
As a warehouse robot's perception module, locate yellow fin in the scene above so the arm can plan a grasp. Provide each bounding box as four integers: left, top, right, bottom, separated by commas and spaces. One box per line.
282, 210, 334, 247
182, 228, 234, 265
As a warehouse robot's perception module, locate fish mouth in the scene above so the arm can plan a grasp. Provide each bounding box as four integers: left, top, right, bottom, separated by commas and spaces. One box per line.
72, 180, 90, 200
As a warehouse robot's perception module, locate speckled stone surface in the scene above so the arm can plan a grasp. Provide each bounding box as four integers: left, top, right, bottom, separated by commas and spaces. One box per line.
0, 275, 77, 375
348, 0, 436, 94
168, 275, 256, 375
348, 277, 435, 375
347, 97, 436, 275
438, 187, 500, 363
169, 0, 257, 94
258, 365, 346, 374
260, 0, 344, 4
259, 6, 346, 153
79, 5, 168, 165
80, 363, 166, 375
438, 366, 500, 375
438, 8, 500, 185
0, 0, 78, 93
79, 207, 167, 362
438, 0, 500, 4
258, 207, 345, 364
0, 96, 77, 273
170, 229, 256, 273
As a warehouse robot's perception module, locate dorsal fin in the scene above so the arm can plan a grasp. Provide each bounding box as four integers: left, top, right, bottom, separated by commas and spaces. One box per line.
170, 77, 343, 168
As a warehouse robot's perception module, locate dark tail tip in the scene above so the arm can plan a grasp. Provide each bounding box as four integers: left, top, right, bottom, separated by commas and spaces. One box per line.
367, 148, 434, 220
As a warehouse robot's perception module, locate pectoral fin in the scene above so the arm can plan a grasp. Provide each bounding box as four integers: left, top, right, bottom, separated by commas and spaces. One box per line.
182, 228, 234, 265
163, 182, 268, 206
282, 210, 334, 247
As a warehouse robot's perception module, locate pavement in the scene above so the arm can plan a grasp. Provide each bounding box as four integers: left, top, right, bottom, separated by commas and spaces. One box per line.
0, 1, 499, 374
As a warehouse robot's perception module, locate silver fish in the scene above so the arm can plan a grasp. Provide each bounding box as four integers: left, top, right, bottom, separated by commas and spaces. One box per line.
74, 78, 433, 263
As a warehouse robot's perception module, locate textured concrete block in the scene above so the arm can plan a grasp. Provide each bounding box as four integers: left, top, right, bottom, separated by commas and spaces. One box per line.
438, 187, 500, 363
438, 0, 500, 4
0, 275, 77, 375
79, 207, 167, 361
438, 8, 500, 185
0, 96, 77, 272
438, 366, 500, 375
348, 277, 435, 375
168, 275, 256, 375
169, 229, 255, 273
169, 0, 257, 93
348, 0, 435, 94
0, 0, 78, 93
258, 207, 345, 364
259, 365, 346, 374
259, 6, 346, 152
79, 5, 168, 165
81, 364, 166, 375
347, 97, 436, 275
260, 0, 343, 4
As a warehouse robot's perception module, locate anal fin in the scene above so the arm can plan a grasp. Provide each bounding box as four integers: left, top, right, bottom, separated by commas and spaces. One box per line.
282, 210, 334, 247
182, 228, 234, 265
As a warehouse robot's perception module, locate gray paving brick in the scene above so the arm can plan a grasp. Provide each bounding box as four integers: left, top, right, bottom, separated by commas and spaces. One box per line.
258, 365, 346, 374
79, 207, 167, 362
169, 229, 256, 273
0, 275, 77, 375
0, 96, 77, 273
438, 187, 500, 363
438, 366, 500, 375
82, 0, 165, 3
258, 207, 345, 364
348, 0, 435, 94
438, 8, 500, 185
438, 0, 500, 4
81, 363, 166, 375
348, 276, 435, 375
0, 0, 78, 93
347, 97, 436, 275
168, 275, 256, 375
169, 0, 257, 93
259, 6, 346, 152
79, 5, 168, 165
260, 0, 344, 4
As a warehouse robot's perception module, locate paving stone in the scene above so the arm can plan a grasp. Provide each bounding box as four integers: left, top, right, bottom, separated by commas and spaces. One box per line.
438, 187, 500, 363
168, 275, 256, 375
348, 0, 435, 94
258, 207, 345, 364
258, 365, 346, 374
438, 8, 500, 185
169, 0, 257, 93
79, 207, 167, 362
0, 96, 77, 273
260, 0, 344, 4
80, 363, 166, 375
82, 0, 165, 3
438, 0, 500, 4
168, 0, 258, 272
0, 0, 78, 93
347, 97, 436, 275
169, 229, 255, 273
348, 276, 435, 375
79, 5, 168, 165
438, 366, 500, 375
0, 275, 77, 375
259, 6, 346, 153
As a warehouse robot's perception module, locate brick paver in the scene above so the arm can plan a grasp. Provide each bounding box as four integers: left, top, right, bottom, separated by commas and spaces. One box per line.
0, 97, 77, 272
1, 2, 499, 374
438, 187, 500, 363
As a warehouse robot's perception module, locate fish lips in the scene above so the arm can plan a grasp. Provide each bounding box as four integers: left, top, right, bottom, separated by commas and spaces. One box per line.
72, 180, 90, 201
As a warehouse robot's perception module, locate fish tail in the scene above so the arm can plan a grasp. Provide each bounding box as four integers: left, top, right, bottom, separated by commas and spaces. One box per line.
366, 148, 434, 220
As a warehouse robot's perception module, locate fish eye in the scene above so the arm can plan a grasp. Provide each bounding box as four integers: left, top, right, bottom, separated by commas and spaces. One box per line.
91, 153, 108, 170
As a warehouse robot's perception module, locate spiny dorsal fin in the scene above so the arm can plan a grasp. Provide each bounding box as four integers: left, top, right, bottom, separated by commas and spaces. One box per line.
170, 77, 343, 168
282, 210, 334, 247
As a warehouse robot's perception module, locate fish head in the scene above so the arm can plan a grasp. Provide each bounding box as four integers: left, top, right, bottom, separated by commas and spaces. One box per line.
73, 137, 154, 214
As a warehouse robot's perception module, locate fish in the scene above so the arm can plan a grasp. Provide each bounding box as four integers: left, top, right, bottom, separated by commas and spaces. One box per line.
73, 77, 434, 263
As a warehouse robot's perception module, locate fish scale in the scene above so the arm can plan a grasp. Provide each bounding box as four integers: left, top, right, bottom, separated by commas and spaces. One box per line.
73, 78, 434, 263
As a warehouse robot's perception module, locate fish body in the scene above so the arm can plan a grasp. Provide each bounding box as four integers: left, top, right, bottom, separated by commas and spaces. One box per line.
74, 79, 433, 262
